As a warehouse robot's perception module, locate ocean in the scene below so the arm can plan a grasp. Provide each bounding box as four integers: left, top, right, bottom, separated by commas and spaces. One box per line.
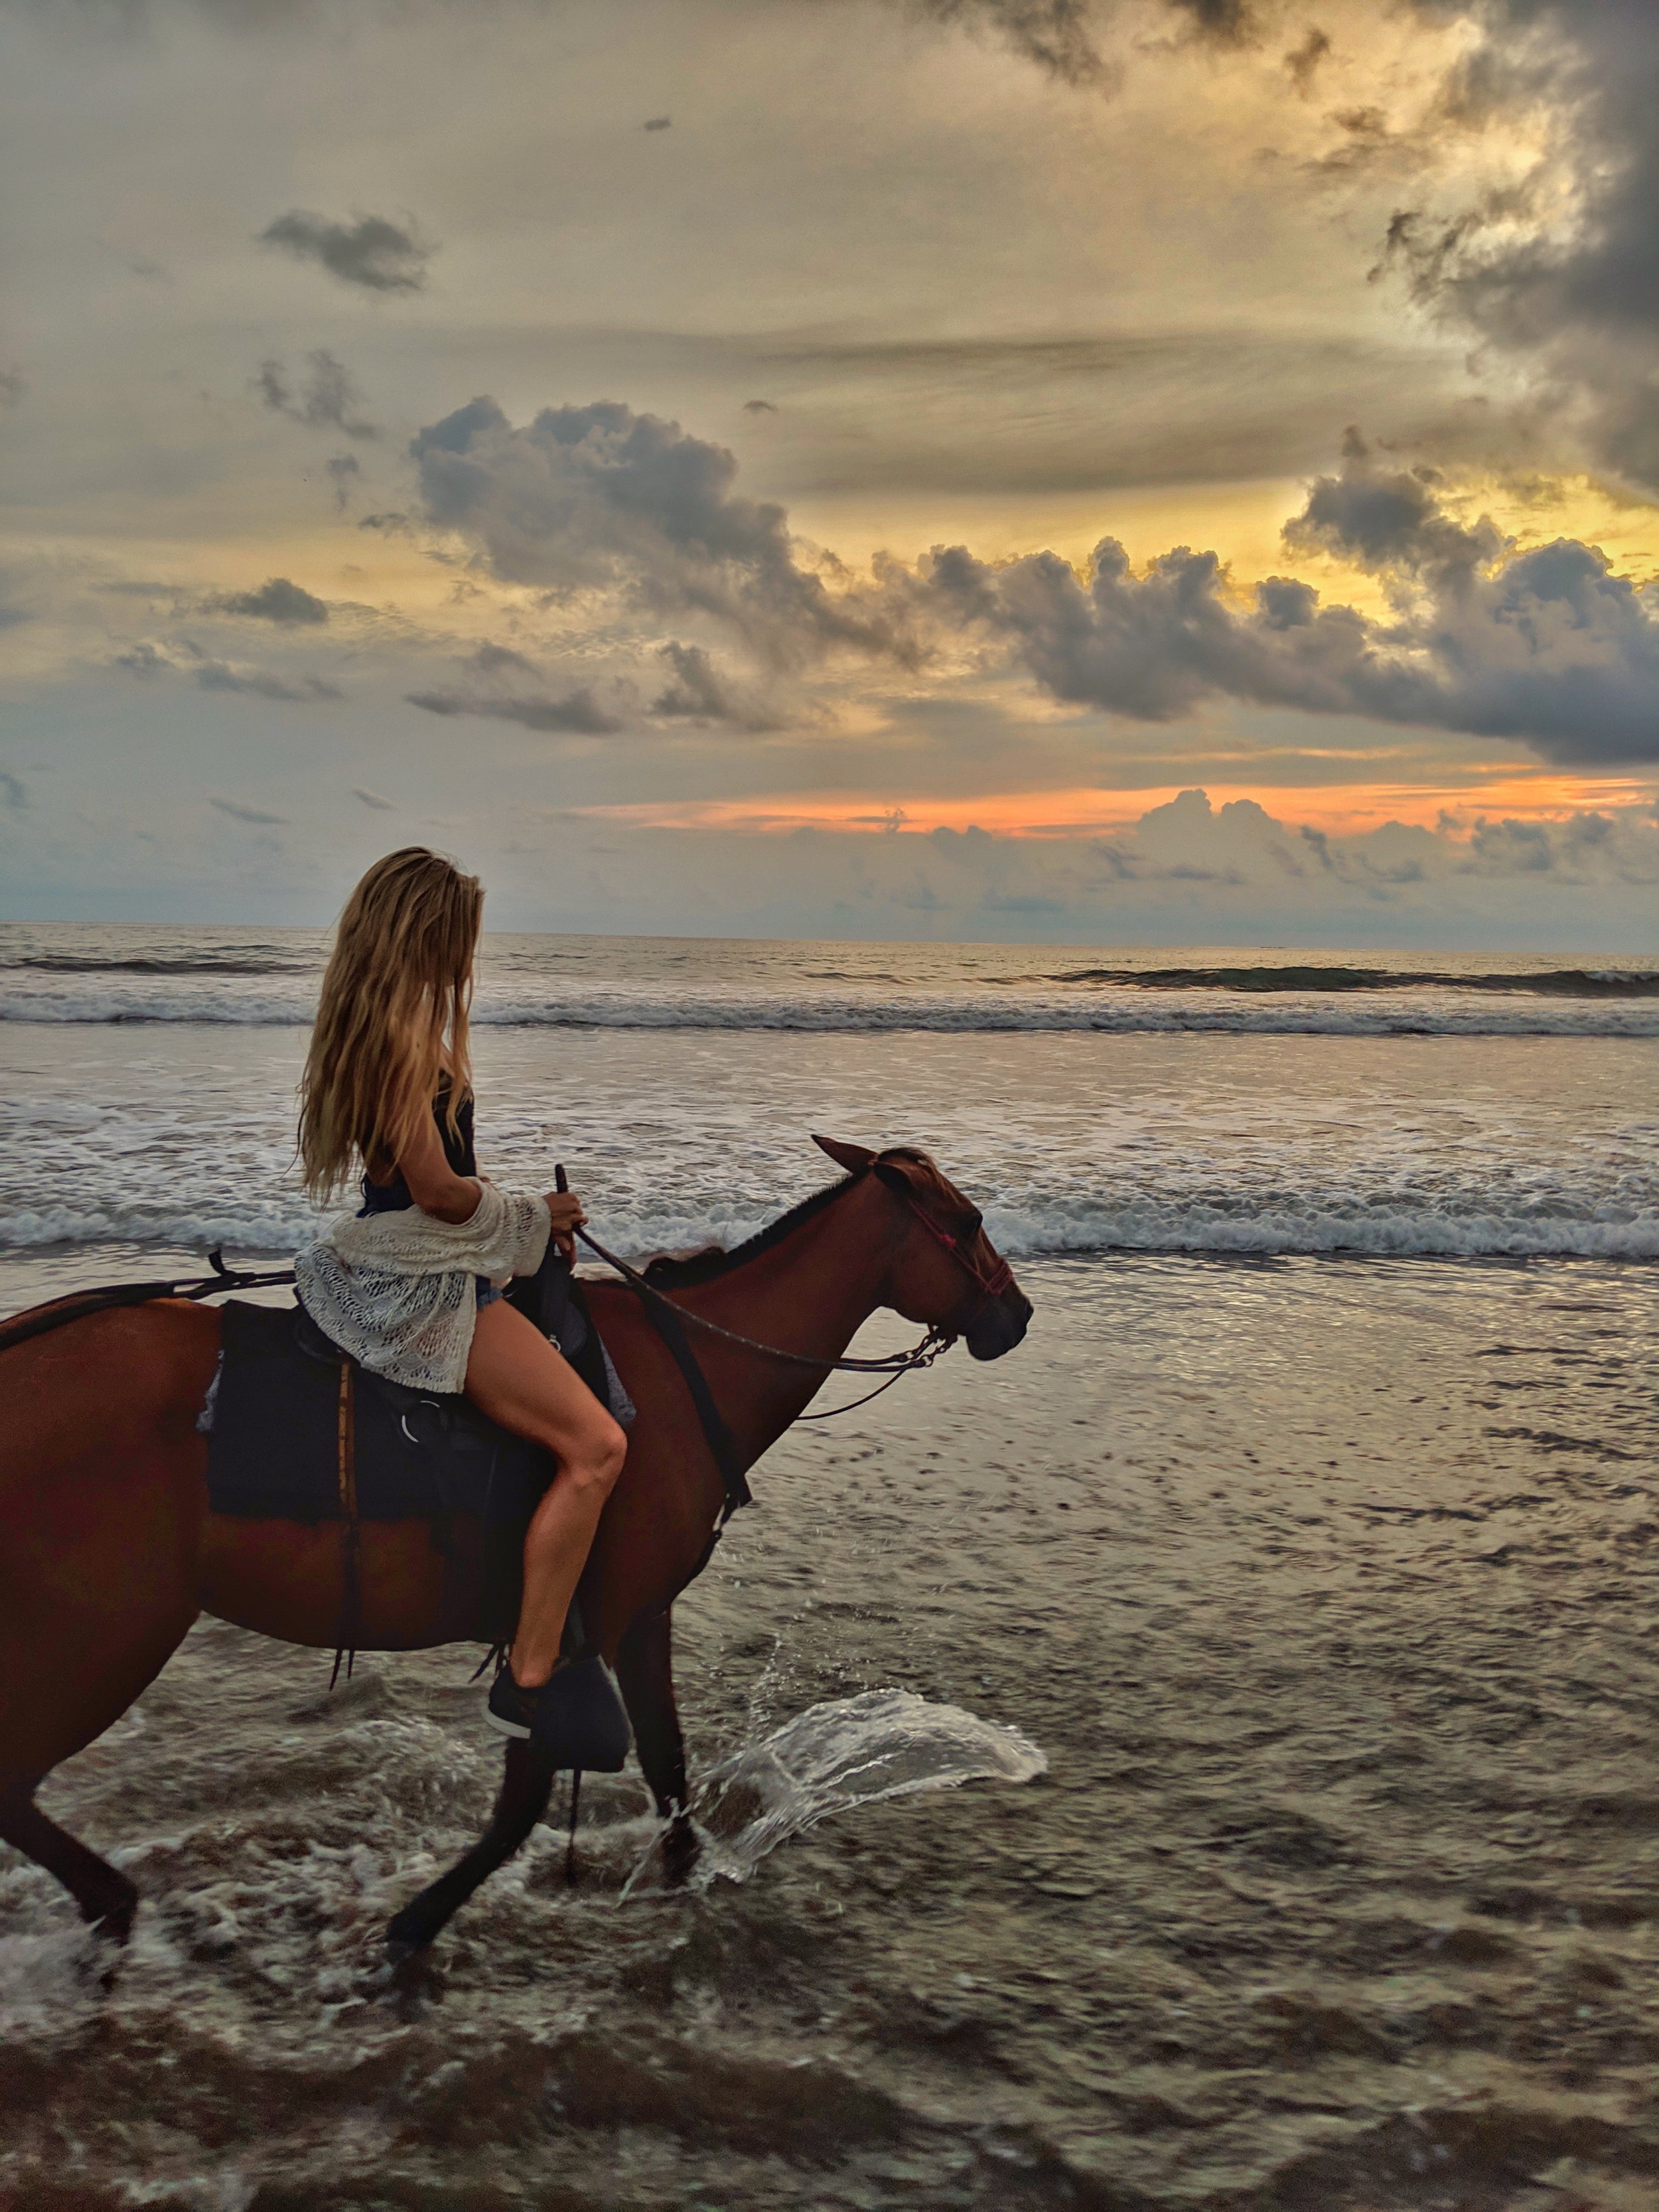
2, 924, 1657, 2210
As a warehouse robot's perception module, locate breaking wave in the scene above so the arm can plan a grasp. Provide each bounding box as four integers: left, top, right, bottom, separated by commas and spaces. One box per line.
5, 978, 1659, 1037
3, 1190, 1654, 1266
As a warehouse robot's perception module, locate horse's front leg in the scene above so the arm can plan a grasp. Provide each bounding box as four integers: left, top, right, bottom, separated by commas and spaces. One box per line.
614, 1607, 698, 1882
384, 1737, 556, 1962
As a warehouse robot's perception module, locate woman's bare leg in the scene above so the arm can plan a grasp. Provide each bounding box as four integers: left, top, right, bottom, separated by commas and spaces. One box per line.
464, 1299, 627, 1686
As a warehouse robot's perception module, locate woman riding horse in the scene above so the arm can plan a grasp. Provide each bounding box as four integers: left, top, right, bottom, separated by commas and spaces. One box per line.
293, 846, 629, 1761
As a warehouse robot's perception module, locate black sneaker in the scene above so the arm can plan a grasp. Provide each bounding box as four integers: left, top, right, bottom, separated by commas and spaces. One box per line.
484, 1655, 632, 1773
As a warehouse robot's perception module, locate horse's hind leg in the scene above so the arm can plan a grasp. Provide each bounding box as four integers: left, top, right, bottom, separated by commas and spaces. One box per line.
0, 1777, 138, 1943
615, 1607, 698, 1881
385, 1740, 556, 1962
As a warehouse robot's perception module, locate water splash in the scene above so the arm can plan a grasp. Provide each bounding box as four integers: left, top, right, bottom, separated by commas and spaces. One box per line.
690, 1690, 1046, 1884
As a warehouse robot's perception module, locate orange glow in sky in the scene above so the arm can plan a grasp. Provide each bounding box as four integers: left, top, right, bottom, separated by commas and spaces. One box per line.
575, 771, 1658, 840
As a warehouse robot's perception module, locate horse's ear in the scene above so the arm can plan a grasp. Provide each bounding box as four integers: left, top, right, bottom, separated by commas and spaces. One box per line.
813, 1134, 875, 1173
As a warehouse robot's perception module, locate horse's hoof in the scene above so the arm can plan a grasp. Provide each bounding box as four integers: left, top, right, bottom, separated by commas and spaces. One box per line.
384, 1933, 426, 1973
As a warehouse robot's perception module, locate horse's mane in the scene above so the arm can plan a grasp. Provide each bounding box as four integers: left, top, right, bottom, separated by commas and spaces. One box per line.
640, 1174, 855, 1288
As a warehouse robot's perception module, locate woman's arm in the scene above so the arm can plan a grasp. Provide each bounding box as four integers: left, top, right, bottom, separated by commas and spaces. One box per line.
396, 1112, 588, 1252
396, 1109, 483, 1224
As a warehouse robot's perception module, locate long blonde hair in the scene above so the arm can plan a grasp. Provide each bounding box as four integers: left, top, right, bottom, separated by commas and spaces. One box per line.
299, 848, 483, 1197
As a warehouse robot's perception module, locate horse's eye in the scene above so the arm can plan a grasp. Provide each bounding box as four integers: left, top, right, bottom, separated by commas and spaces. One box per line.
962, 1209, 983, 1238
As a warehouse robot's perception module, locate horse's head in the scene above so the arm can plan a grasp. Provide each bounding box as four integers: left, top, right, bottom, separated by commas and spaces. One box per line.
813, 1134, 1033, 1361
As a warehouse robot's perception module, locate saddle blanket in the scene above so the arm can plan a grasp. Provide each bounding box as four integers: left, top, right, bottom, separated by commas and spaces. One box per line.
204, 1298, 557, 1525
202, 1242, 628, 1524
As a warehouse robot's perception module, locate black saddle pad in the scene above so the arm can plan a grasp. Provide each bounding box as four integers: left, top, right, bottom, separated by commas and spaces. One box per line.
206, 1242, 618, 1528
206, 1299, 555, 1526
208, 1291, 546, 1522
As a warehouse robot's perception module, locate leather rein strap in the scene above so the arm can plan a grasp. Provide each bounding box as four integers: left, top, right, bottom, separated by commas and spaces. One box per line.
622, 1280, 752, 1523
0, 1250, 298, 1358
573, 1172, 1009, 1519
330, 1359, 362, 1686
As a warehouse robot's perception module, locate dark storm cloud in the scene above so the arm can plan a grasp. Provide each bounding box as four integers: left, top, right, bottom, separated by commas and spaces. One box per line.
0, 369, 24, 407
409, 396, 914, 667
352, 785, 396, 808
208, 576, 330, 625
914, 437, 1659, 763
1382, 1, 1659, 490
0, 769, 27, 811
1283, 427, 1502, 582
257, 210, 432, 294
256, 351, 378, 440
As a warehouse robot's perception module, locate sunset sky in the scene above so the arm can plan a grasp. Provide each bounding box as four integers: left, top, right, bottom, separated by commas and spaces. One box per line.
2, 0, 1657, 946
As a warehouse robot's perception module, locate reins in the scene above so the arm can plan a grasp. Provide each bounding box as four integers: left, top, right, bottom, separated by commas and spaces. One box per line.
0, 1251, 297, 1358
573, 1223, 955, 1379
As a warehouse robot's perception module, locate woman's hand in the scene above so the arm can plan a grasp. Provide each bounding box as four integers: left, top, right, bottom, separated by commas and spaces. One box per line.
545, 1188, 587, 1258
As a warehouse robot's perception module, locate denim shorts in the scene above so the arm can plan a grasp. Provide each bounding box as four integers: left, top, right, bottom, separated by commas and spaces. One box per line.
474, 1277, 504, 1309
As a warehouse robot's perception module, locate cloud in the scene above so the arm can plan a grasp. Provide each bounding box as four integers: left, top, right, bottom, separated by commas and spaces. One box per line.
1284, 26, 1331, 93
1376, 1, 1659, 491
1162, 0, 1256, 46
1282, 426, 1502, 585
911, 0, 1108, 85
408, 396, 914, 668
407, 684, 624, 735
0, 369, 24, 407
352, 785, 396, 809
256, 350, 377, 440
111, 641, 177, 676
257, 209, 432, 293
208, 576, 330, 625
643, 114, 671, 131
194, 659, 342, 701
209, 795, 288, 824
405, 644, 624, 733
113, 638, 342, 701
649, 640, 783, 731
0, 770, 27, 811
914, 435, 1659, 764
742, 399, 778, 415
326, 454, 362, 510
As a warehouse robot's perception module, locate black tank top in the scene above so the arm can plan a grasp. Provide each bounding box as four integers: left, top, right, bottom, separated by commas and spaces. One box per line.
358, 1078, 477, 1216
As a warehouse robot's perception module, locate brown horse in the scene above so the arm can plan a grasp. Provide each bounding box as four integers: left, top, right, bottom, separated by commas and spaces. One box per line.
0, 1137, 1031, 1962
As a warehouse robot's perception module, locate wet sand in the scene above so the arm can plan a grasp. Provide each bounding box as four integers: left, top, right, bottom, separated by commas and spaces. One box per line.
3, 1253, 1657, 2209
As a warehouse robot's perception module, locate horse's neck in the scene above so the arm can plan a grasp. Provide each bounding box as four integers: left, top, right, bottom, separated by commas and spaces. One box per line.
678, 1181, 896, 1463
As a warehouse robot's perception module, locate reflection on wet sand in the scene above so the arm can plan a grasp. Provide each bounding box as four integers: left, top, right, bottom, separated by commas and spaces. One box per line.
2, 1254, 1656, 2209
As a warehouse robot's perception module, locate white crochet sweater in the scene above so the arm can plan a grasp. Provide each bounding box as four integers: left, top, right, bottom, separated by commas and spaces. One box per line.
293, 1180, 552, 1393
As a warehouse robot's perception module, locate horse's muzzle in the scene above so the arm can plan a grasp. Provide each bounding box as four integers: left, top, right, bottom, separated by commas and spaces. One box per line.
964, 1285, 1033, 1361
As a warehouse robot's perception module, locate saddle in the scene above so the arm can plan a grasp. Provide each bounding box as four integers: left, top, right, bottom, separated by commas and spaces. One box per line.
204, 1249, 627, 1644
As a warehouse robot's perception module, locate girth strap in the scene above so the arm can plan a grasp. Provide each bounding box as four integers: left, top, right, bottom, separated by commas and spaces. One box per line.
628, 1286, 751, 1524
330, 1356, 362, 1688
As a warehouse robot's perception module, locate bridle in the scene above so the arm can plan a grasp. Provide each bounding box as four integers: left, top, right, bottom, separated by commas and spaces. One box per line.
895, 1188, 1017, 1309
